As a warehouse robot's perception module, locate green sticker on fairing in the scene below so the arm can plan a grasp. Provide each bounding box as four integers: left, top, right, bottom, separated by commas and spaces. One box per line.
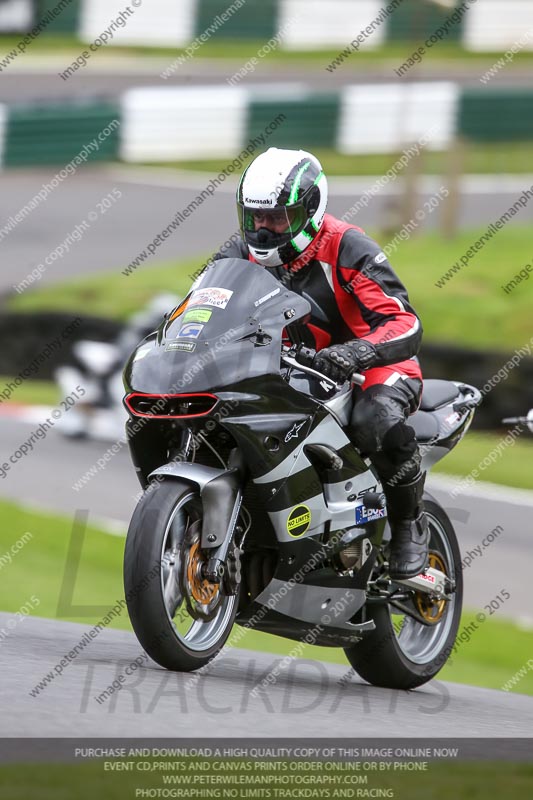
183, 308, 212, 324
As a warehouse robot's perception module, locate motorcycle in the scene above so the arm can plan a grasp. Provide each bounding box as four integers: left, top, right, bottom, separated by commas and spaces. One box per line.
123, 258, 482, 690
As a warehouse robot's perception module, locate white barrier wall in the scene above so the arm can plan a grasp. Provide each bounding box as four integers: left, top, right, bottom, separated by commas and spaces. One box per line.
463, 0, 533, 51
0, 0, 32, 31
80, 0, 197, 47
279, 0, 386, 50
337, 82, 459, 154
120, 87, 249, 162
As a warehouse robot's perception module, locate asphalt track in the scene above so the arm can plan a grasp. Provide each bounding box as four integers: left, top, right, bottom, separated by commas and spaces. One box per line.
2, 612, 533, 737
2, 166, 533, 294
1, 60, 533, 104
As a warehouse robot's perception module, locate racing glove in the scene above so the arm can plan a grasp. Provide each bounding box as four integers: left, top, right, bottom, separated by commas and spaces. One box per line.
312, 340, 377, 383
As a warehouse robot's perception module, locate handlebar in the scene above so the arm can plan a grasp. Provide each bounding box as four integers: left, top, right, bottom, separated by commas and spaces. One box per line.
281, 346, 365, 389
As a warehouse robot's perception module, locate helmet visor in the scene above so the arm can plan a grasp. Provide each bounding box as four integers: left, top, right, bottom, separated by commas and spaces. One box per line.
238, 202, 307, 247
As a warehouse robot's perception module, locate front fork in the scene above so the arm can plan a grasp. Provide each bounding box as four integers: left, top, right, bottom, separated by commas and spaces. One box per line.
200, 467, 243, 584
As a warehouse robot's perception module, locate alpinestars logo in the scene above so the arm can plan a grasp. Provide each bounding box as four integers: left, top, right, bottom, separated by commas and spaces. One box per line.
284, 420, 306, 443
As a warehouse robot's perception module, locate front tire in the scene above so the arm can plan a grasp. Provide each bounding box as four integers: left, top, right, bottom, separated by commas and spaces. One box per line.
344, 495, 462, 690
124, 478, 239, 672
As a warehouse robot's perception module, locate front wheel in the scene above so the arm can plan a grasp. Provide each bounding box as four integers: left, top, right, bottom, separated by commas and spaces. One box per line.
344, 495, 462, 690
123, 478, 239, 672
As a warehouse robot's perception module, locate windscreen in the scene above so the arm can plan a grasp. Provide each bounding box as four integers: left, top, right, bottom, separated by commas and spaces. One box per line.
124, 258, 311, 395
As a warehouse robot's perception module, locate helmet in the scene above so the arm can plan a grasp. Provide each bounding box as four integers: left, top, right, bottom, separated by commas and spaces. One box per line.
237, 147, 328, 267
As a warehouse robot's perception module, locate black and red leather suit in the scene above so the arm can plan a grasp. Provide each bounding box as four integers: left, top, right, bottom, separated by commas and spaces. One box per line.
216, 213, 424, 484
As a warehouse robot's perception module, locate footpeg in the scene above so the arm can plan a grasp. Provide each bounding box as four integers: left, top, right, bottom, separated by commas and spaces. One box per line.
394, 567, 448, 597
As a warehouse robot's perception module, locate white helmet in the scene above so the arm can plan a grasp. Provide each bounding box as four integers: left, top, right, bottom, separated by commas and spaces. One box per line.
237, 147, 328, 267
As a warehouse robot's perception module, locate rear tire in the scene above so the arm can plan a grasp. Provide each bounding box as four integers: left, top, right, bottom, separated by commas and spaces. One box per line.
124, 478, 239, 672
344, 495, 462, 690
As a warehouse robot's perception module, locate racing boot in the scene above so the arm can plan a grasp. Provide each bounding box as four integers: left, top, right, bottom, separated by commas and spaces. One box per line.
383, 471, 429, 580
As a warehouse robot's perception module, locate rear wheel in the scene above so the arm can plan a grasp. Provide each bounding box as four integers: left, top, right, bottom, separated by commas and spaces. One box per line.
344, 495, 462, 690
124, 479, 240, 672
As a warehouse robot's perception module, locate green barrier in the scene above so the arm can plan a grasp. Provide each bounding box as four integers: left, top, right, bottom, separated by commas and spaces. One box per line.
247, 95, 340, 151
386, 0, 464, 43
195, 0, 277, 40
459, 89, 533, 141
36, 0, 81, 35
4, 103, 121, 166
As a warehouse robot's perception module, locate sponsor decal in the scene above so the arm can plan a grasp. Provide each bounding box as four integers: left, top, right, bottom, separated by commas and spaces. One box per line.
254, 287, 281, 307
166, 341, 196, 352
374, 252, 387, 264
287, 505, 311, 537
284, 420, 306, 443
177, 322, 204, 339
189, 287, 233, 309
355, 505, 386, 526
183, 308, 212, 324
245, 197, 274, 205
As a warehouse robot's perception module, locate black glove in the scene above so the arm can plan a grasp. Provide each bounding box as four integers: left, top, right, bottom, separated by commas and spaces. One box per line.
312, 340, 377, 383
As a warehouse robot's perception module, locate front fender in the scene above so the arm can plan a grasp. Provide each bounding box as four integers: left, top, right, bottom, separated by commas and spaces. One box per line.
148, 462, 242, 551
148, 461, 226, 491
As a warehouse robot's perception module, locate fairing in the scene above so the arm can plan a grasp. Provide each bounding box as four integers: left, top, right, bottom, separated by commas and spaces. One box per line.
123, 258, 311, 395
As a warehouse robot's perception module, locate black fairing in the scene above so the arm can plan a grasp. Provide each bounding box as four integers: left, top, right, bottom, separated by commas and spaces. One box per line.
123, 258, 311, 395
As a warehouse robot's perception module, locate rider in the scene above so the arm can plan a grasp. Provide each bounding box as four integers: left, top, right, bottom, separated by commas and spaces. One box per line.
215, 147, 428, 580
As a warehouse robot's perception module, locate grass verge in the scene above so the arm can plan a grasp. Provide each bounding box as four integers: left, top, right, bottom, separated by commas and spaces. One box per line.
432, 431, 533, 491
0, 375, 58, 406
1, 499, 531, 695
3, 35, 533, 63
